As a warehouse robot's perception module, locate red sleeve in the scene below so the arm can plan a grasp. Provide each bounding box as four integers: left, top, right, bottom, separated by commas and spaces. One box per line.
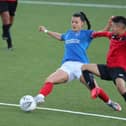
92, 31, 111, 39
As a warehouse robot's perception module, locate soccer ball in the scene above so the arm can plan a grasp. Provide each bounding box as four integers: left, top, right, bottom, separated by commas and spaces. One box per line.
19, 95, 37, 112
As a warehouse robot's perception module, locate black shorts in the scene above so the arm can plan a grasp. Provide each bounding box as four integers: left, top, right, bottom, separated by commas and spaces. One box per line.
97, 64, 126, 82
0, 1, 17, 16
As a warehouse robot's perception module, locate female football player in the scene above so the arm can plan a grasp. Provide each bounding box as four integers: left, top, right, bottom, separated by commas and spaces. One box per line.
0, 0, 18, 49
81, 16, 126, 109
33, 12, 121, 111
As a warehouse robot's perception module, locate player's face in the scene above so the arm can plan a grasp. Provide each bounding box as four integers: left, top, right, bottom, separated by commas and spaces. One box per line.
71, 17, 84, 31
111, 22, 126, 35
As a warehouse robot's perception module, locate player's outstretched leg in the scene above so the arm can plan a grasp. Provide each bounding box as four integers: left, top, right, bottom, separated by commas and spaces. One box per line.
34, 82, 54, 104
92, 87, 122, 111
82, 70, 122, 111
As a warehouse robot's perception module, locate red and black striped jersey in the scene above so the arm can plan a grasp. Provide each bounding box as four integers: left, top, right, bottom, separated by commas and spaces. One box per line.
92, 31, 126, 70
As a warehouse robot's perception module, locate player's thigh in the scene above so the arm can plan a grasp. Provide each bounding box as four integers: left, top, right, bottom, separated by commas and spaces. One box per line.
1, 11, 10, 24
82, 64, 101, 76
0, 2, 10, 24
45, 69, 69, 84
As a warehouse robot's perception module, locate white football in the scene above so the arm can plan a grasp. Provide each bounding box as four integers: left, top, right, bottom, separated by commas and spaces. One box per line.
19, 95, 37, 112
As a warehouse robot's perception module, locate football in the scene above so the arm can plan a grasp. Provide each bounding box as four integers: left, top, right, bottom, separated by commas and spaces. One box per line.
19, 95, 37, 112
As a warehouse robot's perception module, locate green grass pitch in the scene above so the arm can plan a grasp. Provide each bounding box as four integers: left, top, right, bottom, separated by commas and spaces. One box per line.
0, 0, 126, 126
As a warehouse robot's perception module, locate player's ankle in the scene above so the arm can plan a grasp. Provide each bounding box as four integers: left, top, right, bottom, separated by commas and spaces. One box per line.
106, 99, 112, 105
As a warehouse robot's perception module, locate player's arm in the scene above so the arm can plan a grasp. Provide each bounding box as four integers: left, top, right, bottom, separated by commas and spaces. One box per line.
92, 31, 111, 38
92, 16, 113, 38
39, 26, 62, 41
102, 16, 114, 31
98, 16, 114, 32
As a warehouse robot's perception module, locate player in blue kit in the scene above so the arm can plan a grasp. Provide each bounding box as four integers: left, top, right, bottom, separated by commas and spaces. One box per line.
32, 12, 121, 111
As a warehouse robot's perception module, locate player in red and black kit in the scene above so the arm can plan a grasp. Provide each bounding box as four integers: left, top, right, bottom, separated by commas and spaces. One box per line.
81, 16, 126, 109
0, 0, 18, 49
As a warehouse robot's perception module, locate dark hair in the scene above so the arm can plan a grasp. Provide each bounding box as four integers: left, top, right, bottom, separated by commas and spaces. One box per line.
72, 11, 91, 29
112, 16, 126, 27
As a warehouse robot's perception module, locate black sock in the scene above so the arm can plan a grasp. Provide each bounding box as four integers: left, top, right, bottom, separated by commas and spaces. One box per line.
122, 92, 126, 101
2, 24, 12, 48
7, 36, 12, 48
2, 24, 10, 37
82, 70, 95, 90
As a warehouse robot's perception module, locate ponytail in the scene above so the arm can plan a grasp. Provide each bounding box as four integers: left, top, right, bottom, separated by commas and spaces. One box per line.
80, 12, 91, 30
73, 11, 91, 30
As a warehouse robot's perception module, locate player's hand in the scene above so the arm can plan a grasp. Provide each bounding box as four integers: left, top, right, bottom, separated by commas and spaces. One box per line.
108, 16, 114, 26
39, 26, 47, 32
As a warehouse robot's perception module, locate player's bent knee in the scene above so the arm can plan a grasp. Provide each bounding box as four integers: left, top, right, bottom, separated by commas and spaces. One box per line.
81, 65, 87, 70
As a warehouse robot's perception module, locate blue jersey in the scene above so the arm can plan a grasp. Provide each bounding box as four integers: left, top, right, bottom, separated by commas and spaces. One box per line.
61, 29, 94, 64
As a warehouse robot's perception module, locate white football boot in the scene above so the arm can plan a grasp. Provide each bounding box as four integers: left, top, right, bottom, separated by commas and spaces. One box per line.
34, 94, 45, 104
107, 101, 122, 111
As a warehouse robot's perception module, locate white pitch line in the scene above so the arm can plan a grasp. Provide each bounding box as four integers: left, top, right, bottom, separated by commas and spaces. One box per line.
0, 102, 126, 121
19, 0, 126, 9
